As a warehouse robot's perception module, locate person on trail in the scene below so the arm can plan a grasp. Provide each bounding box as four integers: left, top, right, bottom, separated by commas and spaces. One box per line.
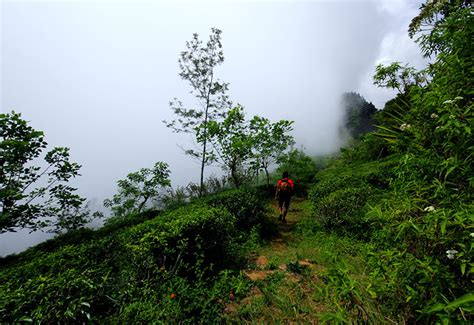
275, 171, 294, 223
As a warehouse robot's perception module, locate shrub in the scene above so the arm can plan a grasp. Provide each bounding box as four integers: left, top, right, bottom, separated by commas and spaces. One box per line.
0, 204, 246, 322
0, 182, 273, 323
316, 185, 375, 235
309, 156, 396, 236
309, 126, 473, 322
306, 3, 474, 322
203, 188, 272, 235
122, 204, 237, 278
102, 209, 160, 232
0, 238, 119, 322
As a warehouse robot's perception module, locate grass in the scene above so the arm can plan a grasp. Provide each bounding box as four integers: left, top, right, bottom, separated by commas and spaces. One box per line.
224, 197, 374, 323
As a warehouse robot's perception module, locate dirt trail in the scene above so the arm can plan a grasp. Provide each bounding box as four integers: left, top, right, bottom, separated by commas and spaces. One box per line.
268, 198, 299, 248
225, 197, 328, 322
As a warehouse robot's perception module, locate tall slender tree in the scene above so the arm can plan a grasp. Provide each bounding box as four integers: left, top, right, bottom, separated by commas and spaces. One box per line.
164, 28, 231, 196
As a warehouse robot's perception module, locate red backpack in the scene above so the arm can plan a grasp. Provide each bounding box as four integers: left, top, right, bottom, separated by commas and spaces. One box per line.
279, 178, 292, 194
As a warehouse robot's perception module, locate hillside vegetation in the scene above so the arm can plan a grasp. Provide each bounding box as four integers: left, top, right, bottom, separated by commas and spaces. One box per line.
0, 1, 472, 323
0, 188, 271, 322
302, 2, 473, 320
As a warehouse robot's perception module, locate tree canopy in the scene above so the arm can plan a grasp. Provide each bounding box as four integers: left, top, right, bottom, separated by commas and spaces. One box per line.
104, 162, 171, 217
203, 105, 294, 188
0, 111, 91, 233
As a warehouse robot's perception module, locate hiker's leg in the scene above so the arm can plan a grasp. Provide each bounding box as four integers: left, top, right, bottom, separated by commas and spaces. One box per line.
278, 198, 283, 220
282, 198, 290, 220
278, 195, 285, 221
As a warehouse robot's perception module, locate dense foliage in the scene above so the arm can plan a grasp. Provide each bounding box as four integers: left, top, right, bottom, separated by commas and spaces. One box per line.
204, 106, 294, 188
204, 187, 274, 238
0, 187, 267, 323
104, 162, 171, 217
308, 1, 473, 322
0, 111, 93, 233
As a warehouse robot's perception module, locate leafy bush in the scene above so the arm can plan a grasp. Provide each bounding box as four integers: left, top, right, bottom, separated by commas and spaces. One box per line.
102, 209, 160, 231
116, 270, 250, 323
0, 200, 258, 322
364, 7, 474, 315
310, 143, 473, 321
309, 157, 397, 236
0, 238, 119, 322
203, 188, 277, 266
123, 204, 238, 278
316, 185, 374, 234
203, 188, 268, 232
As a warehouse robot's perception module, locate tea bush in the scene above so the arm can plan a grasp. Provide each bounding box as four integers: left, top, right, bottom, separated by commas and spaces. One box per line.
122, 204, 237, 278
204, 187, 268, 232
309, 147, 473, 322
0, 238, 119, 322
309, 156, 397, 236
203, 188, 276, 263
0, 196, 263, 322
316, 185, 374, 234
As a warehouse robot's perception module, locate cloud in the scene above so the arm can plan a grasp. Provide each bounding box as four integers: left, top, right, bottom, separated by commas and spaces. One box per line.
355, 0, 427, 108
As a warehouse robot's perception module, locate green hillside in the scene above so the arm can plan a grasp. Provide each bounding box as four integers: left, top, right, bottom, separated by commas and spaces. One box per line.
0, 189, 271, 322
1, 1, 472, 323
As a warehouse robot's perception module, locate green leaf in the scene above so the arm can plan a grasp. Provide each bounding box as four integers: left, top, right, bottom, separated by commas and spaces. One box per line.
445, 293, 474, 309
444, 166, 456, 180
426, 303, 444, 313
440, 219, 447, 236
374, 124, 398, 134
18, 316, 33, 323
409, 220, 420, 232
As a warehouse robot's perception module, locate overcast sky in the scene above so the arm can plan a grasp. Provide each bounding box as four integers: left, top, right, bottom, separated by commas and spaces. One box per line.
1, 0, 427, 255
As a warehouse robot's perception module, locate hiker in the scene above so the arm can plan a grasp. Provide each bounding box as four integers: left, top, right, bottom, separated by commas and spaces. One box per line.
275, 171, 294, 223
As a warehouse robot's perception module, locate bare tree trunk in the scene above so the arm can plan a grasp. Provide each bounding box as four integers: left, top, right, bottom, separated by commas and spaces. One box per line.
200, 116, 207, 197
265, 166, 270, 188
230, 159, 240, 188
199, 73, 214, 197
138, 195, 149, 213
231, 169, 240, 188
